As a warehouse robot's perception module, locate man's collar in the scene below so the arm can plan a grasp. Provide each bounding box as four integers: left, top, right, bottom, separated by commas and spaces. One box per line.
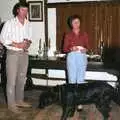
15, 16, 28, 25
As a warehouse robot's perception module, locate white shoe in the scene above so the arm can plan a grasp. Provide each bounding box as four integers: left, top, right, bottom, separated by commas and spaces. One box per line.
8, 105, 22, 114
16, 101, 32, 108
77, 105, 83, 110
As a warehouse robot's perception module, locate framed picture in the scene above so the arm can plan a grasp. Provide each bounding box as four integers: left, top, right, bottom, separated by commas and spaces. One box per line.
28, 1, 43, 21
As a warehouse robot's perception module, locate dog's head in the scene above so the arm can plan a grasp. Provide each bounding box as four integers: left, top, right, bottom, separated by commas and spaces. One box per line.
38, 91, 58, 109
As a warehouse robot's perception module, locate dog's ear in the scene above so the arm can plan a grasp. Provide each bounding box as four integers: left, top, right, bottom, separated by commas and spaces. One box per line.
38, 91, 59, 109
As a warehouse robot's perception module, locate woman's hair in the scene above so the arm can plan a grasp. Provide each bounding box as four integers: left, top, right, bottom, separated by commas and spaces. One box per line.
12, 0, 28, 17
67, 15, 81, 29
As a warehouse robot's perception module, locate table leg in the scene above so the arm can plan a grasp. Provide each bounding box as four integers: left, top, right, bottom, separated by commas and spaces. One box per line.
25, 67, 33, 90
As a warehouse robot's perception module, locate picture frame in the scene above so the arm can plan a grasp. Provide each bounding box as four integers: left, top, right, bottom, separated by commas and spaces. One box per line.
28, 1, 43, 21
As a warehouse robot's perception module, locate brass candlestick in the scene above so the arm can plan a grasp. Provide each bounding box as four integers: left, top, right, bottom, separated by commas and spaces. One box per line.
43, 41, 48, 59
38, 39, 42, 57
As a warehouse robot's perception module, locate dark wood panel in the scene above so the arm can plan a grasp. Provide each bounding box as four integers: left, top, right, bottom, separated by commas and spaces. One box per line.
47, 1, 120, 8
44, 0, 48, 46
55, 2, 120, 53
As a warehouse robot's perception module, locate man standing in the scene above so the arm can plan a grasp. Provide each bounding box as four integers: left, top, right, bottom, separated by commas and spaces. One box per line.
0, 1, 32, 113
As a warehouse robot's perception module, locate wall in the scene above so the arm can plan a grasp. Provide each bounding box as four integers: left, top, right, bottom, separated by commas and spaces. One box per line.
0, 0, 105, 86
28, 0, 45, 55
0, 0, 45, 55
48, 8, 56, 56
0, 0, 102, 55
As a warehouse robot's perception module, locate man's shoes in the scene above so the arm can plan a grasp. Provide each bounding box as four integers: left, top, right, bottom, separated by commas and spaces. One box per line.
16, 101, 32, 108
8, 105, 22, 114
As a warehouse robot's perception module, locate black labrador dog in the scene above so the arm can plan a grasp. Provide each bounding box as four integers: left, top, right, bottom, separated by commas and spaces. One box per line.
38, 81, 114, 120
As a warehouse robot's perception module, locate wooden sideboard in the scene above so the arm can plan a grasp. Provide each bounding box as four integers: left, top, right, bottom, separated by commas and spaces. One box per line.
27, 56, 120, 85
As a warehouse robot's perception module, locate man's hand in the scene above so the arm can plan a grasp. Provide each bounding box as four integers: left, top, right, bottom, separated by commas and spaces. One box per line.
12, 39, 31, 50
12, 41, 26, 49
23, 39, 32, 50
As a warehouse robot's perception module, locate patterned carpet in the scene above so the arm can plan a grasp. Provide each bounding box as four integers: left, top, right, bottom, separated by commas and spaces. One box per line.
0, 88, 120, 120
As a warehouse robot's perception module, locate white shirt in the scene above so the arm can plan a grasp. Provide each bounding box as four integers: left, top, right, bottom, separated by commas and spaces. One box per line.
0, 17, 32, 51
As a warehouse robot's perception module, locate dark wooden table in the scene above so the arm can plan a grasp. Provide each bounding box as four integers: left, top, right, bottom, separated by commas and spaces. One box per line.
27, 56, 120, 82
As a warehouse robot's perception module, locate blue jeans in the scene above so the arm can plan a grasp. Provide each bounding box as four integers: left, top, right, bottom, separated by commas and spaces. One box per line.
67, 51, 87, 84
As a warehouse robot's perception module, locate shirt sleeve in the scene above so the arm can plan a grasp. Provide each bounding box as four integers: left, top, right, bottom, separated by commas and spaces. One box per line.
0, 21, 12, 45
63, 33, 71, 53
84, 32, 89, 50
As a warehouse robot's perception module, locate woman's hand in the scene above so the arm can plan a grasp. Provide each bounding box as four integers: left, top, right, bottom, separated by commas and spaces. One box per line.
70, 46, 78, 51
70, 46, 87, 53
80, 48, 87, 53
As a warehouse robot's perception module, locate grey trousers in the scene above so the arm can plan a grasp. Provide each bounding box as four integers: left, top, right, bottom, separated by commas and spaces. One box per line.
6, 50, 28, 106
